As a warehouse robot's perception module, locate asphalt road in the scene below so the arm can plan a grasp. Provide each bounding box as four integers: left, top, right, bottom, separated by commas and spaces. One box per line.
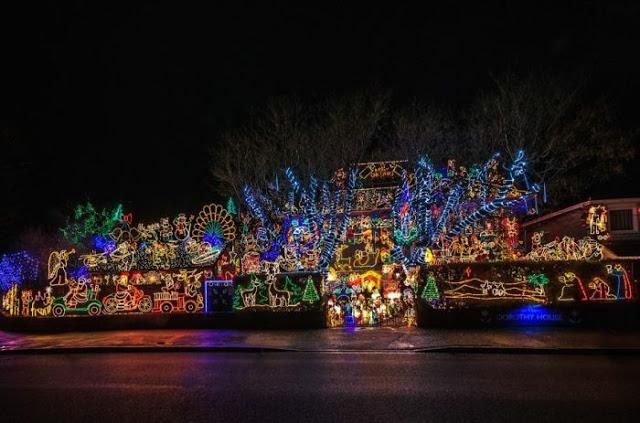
1, 352, 638, 422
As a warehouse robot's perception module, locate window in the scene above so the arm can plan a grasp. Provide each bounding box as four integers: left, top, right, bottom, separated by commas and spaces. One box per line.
609, 209, 634, 231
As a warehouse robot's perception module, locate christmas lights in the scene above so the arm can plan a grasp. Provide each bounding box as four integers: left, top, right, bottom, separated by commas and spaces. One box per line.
526, 233, 603, 262
241, 166, 358, 276
419, 261, 636, 308
586, 205, 609, 241
5, 149, 637, 324
557, 272, 588, 301
421, 274, 440, 302
61, 202, 123, 245
1, 284, 20, 316
443, 278, 547, 303
47, 249, 75, 286
0, 252, 39, 291
243, 185, 270, 225
78, 204, 235, 273
389, 151, 539, 268
192, 203, 236, 243
233, 272, 323, 311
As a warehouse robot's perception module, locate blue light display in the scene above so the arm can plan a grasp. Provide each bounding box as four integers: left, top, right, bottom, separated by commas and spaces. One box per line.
0, 251, 39, 291
69, 265, 90, 280
494, 305, 564, 325
92, 234, 116, 253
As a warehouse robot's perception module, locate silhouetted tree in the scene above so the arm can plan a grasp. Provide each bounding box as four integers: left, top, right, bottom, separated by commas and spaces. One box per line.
210, 90, 389, 197
210, 75, 634, 207
0, 122, 32, 246
465, 73, 634, 205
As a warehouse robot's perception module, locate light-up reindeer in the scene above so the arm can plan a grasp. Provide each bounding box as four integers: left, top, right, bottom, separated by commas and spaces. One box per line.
240, 277, 260, 308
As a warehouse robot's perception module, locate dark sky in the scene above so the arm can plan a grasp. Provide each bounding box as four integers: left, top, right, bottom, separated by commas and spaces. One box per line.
2, 1, 640, 239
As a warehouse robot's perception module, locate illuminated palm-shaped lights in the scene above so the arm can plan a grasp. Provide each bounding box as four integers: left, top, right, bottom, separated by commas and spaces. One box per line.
242, 166, 358, 274
391, 150, 540, 267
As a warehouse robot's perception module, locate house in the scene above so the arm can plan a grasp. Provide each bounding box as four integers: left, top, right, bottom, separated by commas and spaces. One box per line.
522, 198, 640, 259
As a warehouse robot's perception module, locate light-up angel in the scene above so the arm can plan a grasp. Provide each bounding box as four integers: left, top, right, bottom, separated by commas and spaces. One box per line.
47, 249, 76, 286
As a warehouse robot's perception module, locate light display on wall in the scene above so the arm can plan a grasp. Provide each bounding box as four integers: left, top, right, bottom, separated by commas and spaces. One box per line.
443, 277, 547, 303
331, 216, 394, 274
357, 161, 406, 182
419, 261, 636, 308
77, 203, 235, 273
526, 232, 603, 262
233, 272, 323, 311
606, 263, 633, 300
51, 277, 102, 317
557, 272, 588, 302
43, 266, 210, 317
0, 201, 236, 318
192, 203, 236, 245
352, 187, 396, 212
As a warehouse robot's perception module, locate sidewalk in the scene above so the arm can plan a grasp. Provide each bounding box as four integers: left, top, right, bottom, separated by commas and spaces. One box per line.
2, 327, 640, 352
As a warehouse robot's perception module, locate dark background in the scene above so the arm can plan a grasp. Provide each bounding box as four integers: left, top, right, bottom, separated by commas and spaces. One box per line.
1, 1, 639, 243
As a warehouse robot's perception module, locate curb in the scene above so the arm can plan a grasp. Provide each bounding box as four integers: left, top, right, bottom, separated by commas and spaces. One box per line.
0, 346, 299, 354
413, 346, 640, 354
2, 345, 640, 354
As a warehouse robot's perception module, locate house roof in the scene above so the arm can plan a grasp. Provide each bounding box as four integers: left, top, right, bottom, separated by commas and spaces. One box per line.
522, 197, 640, 228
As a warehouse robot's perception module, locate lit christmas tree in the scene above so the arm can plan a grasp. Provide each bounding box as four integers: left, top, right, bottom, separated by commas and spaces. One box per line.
226, 197, 238, 215
421, 274, 440, 301
232, 284, 243, 310
301, 276, 320, 303
255, 277, 269, 305
283, 276, 303, 305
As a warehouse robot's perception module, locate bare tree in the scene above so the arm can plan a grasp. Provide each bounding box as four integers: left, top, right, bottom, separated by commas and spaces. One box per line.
0, 122, 33, 245
465, 73, 634, 205
209, 89, 389, 197
387, 101, 457, 163
210, 97, 311, 200
313, 89, 389, 172
211, 76, 634, 207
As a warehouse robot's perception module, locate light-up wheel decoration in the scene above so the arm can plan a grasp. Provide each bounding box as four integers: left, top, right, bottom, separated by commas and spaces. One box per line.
192, 203, 236, 244
190, 204, 236, 265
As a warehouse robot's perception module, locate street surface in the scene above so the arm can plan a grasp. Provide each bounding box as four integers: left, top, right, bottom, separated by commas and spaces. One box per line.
1, 351, 639, 422
2, 327, 640, 351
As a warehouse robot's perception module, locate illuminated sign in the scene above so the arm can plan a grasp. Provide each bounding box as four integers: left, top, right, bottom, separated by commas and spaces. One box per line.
494, 305, 564, 323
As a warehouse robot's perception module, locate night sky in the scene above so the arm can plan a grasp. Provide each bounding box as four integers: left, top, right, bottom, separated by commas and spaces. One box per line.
2, 2, 640, 239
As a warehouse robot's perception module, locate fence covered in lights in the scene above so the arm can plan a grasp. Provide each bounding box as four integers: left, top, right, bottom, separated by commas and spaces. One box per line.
1, 151, 637, 325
